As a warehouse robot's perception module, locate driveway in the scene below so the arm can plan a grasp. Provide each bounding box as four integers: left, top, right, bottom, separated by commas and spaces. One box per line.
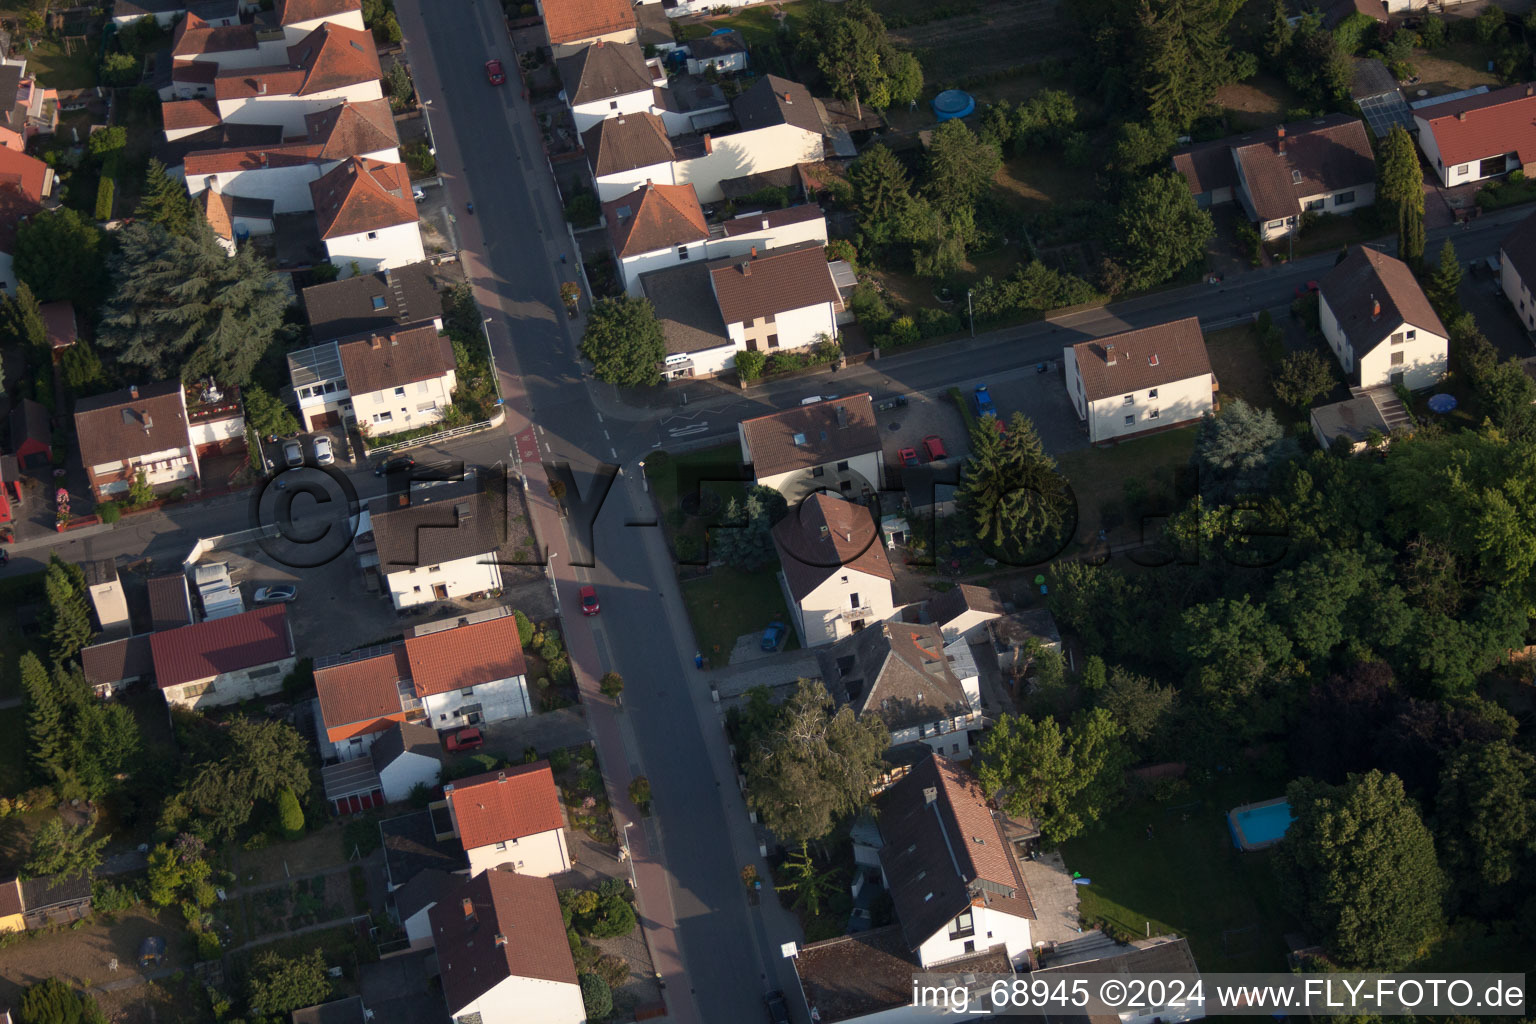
477, 706, 591, 760
1457, 259, 1533, 360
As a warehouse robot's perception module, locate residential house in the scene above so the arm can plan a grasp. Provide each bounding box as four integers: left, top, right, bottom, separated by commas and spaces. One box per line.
685, 30, 747, 75
380, 809, 469, 892
537, 0, 637, 58
1062, 317, 1216, 443
583, 112, 677, 202
927, 584, 1004, 643
81, 558, 130, 636
650, 72, 733, 136
0, 874, 92, 932
0, 63, 57, 151
875, 753, 1034, 967
277, 0, 366, 45
148, 572, 195, 630
170, 11, 286, 71
309, 157, 425, 276
392, 867, 450, 950
441, 762, 570, 877
987, 607, 1062, 694
791, 926, 1011, 1024
73, 382, 200, 501
1310, 393, 1394, 453
1319, 246, 1448, 389
150, 603, 297, 708
365, 485, 516, 609
315, 641, 415, 757
557, 41, 659, 134
603, 182, 709, 295
7, 398, 50, 472
429, 869, 586, 1024
213, 22, 384, 135
739, 394, 882, 500
1413, 83, 1536, 187
287, 322, 455, 433
0, 145, 54, 292
1034, 939, 1206, 1024
185, 381, 248, 465
674, 76, 830, 203
772, 493, 895, 648
1499, 205, 1536, 331
643, 241, 841, 379
820, 622, 980, 755
81, 636, 155, 696
198, 184, 276, 254
114, 0, 258, 26
185, 99, 400, 213
371, 721, 445, 803
1172, 113, 1375, 240
290, 996, 369, 1024
301, 261, 443, 342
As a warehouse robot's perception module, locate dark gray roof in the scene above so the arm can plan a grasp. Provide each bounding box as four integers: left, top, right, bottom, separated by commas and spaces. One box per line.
230, 195, 276, 221
19, 872, 92, 912
927, 584, 1004, 630
302, 261, 443, 343
188, 0, 240, 19
370, 720, 445, 772
821, 622, 970, 731
153, 121, 286, 169
79, 558, 117, 587
290, 996, 368, 1024
1310, 394, 1391, 445
732, 74, 825, 135
1351, 56, 1398, 100
392, 866, 451, 922
0, 66, 21, 131
1319, 246, 1448, 358
689, 30, 745, 58
640, 261, 731, 356
583, 112, 675, 178
368, 485, 508, 576
793, 926, 1010, 1024
1038, 936, 1199, 974
321, 758, 381, 801
381, 809, 469, 890
719, 165, 801, 201
81, 636, 154, 689
557, 41, 653, 106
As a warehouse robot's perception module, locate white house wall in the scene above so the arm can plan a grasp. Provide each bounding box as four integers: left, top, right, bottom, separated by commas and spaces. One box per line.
188, 146, 399, 214
662, 341, 737, 379
687, 51, 747, 76
674, 124, 825, 203
570, 89, 653, 134
619, 243, 701, 296
595, 159, 675, 202
656, 103, 733, 136
217, 80, 384, 134
1082, 374, 1213, 443
182, 40, 288, 71
420, 673, 531, 731
162, 655, 296, 709
706, 213, 828, 262
386, 552, 502, 609
548, 29, 638, 60
915, 905, 1032, 969
1500, 250, 1536, 331
378, 750, 442, 803
401, 904, 435, 950
465, 826, 571, 878
354, 369, 457, 436
324, 220, 427, 277
452, 973, 586, 1024
794, 567, 894, 648
1413, 115, 1509, 187
755, 449, 883, 501
725, 299, 836, 352
1357, 325, 1448, 390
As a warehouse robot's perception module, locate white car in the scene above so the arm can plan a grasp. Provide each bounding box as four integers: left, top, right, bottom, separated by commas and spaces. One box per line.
412, 186, 426, 203
254, 585, 297, 604
313, 435, 334, 466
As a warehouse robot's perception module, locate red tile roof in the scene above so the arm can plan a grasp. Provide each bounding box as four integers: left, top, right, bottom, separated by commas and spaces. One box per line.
287, 22, 381, 95
431, 869, 577, 1011
303, 98, 398, 159
309, 157, 416, 238
185, 143, 319, 175
1230, 114, 1375, 222
444, 762, 563, 849
163, 98, 222, 131
721, 203, 826, 237
337, 323, 455, 395
739, 393, 881, 478
173, 12, 258, 57
278, 0, 362, 24
603, 182, 708, 258
541, 0, 636, 46
198, 188, 237, 241
149, 604, 294, 689
1319, 245, 1448, 354
0, 144, 51, 204
1418, 83, 1536, 168
315, 644, 411, 740
1067, 316, 1213, 403
172, 60, 219, 86
771, 493, 893, 602
215, 67, 306, 101
403, 614, 528, 698
72, 381, 190, 474
708, 241, 838, 326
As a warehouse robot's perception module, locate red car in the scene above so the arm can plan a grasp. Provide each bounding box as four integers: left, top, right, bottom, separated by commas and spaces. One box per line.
1294, 280, 1320, 298
445, 727, 483, 752
485, 59, 506, 86
922, 434, 947, 461
898, 447, 919, 467
579, 584, 600, 616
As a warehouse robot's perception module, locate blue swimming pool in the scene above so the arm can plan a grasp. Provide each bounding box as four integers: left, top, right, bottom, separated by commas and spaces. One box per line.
1228, 798, 1292, 851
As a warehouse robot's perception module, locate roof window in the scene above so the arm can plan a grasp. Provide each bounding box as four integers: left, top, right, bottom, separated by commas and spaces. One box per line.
371, 296, 387, 310
1291, 170, 1302, 184
792, 432, 806, 445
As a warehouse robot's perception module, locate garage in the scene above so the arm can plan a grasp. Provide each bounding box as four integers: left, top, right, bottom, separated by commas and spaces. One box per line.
309, 410, 343, 430
322, 759, 384, 815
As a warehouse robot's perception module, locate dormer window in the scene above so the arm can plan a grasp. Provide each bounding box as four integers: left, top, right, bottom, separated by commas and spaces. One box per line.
1291, 170, 1302, 184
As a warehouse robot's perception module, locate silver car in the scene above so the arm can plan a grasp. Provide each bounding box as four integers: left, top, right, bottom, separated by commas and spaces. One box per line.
313, 435, 335, 466
282, 440, 304, 468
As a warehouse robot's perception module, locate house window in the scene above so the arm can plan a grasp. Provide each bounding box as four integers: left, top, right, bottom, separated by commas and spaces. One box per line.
1291, 170, 1303, 184
1456, 164, 1468, 175
417, 402, 438, 413
840, 575, 849, 583
394, 386, 406, 396
609, 100, 619, 110
747, 316, 756, 327
952, 743, 959, 754
1123, 395, 1134, 405
1406, 329, 1416, 341
495, 841, 507, 851
836, 460, 849, 471
1333, 191, 1355, 206
767, 335, 779, 348
371, 411, 392, 424
367, 231, 377, 239
1124, 414, 1135, 426
1266, 220, 1285, 229
1149, 409, 1160, 420
1149, 388, 1159, 399
1391, 351, 1405, 366
371, 296, 387, 310
849, 593, 860, 608
811, 466, 824, 477
963, 940, 976, 954
948, 909, 975, 940
1305, 198, 1324, 211
1391, 332, 1404, 345
678, 245, 689, 260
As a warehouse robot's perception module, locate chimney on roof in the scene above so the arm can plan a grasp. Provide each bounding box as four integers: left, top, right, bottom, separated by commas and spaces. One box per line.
371, 335, 382, 349
1277, 125, 1285, 155
783, 91, 792, 103
1105, 343, 1116, 365
1457, 110, 1466, 121
844, 530, 852, 542
143, 414, 153, 433
923, 786, 938, 806
703, 134, 712, 154
497, 770, 507, 782
1371, 295, 1381, 320
462, 898, 475, 922
836, 405, 847, 428
258, 81, 267, 95
494, 933, 507, 947
742, 258, 752, 276
130, 384, 139, 400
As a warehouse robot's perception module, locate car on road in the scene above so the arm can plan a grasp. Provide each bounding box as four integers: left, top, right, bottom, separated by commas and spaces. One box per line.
579, 584, 600, 616
761, 621, 786, 652
898, 447, 919, 467
764, 990, 790, 1024
445, 727, 484, 752
973, 385, 996, 417
1294, 280, 1320, 298
282, 439, 304, 468
375, 456, 416, 476
312, 435, 334, 466
922, 434, 947, 461
253, 584, 297, 604
485, 59, 506, 85
412, 185, 426, 203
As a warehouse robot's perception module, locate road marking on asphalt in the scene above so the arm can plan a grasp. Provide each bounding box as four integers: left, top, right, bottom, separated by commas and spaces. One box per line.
596, 412, 604, 423
610, 447, 617, 458
603, 430, 611, 441
667, 423, 709, 438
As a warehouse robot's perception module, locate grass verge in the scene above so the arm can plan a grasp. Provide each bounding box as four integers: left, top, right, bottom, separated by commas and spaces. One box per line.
681, 568, 795, 667
1055, 425, 1198, 541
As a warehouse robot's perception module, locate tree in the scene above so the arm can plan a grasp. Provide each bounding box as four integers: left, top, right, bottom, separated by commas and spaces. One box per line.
1434, 740, 1536, 890
803, 0, 922, 118
1426, 238, 1463, 316
1013, 90, 1078, 151
711, 485, 788, 571
385, 61, 414, 110
277, 786, 305, 840
1278, 770, 1445, 970
957, 412, 1073, 559
135, 158, 199, 237
71, 701, 141, 800
1137, 0, 1238, 131
1285, 18, 1352, 105
14, 208, 109, 307
59, 341, 107, 395
1377, 125, 1425, 268
126, 470, 154, 510
579, 296, 666, 387
44, 555, 94, 665
850, 144, 913, 240
0, 281, 47, 352
248, 948, 331, 1017
17, 978, 107, 1024
628, 775, 651, 812
1271, 348, 1336, 410
243, 384, 299, 438
580, 973, 613, 1019
1262, 0, 1293, 63
20, 653, 68, 787
1115, 171, 1214, 290
1476, 359, 1536, 440
600, 672, 625, 699
1401, 203, 1426, 269
777, 841, 839, 916
167, 718, 312, 839
1193, 398, 1296, 503
97, 220, 289, 386
977, 708, 1128, 843
1111, 120, 1177, 177
22, 819, 108, 881
744, 680, 889, 842
923, 119, 1001, 219
1096, 666, 1177, 745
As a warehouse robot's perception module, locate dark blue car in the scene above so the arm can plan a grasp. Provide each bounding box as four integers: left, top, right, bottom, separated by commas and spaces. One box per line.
973, 385, 996, 418
761, 622, 786, 652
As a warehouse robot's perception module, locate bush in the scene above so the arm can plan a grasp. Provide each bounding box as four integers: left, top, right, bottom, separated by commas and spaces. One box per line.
735, 349, 766, 381
97, 501, 121, 524
92, 879, 141, 915
825, 238, 858, 270
277, 787, 305, 840
94, 177, 115, 222
600, 672, 624, 698
564, 192, 600, 227
580, 973, 613, 1019
585, 894, 637, 938
513, 609, 535, 646
674, 533, 701, 562
540, 635, 563, 660
1420, 14, 1446, 49
628, 774, 651, 811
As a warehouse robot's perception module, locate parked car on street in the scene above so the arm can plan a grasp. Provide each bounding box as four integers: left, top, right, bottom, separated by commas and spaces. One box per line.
579, 584, 600, 616
446, 727, 484, 752
764, 991, 791, 1024
760, 621, 786, 651
375, 456, 416, 476
253, 584, 297, 604
412, 185, 426, 203
485, 59, 506, 85
312, 435, 334, 466
973, 385, 996, 418
922, 434, 947, 461
898, 447, 919, 467
282, 439, 303, 468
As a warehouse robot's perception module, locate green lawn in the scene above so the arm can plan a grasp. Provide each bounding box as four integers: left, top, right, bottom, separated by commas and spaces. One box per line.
19, 36, 98, 90
1205, 325, 1282, 413
1064, 773, 1299, 972
1055, 425, 1198, 541
697, 4, 805, 47
0, 569, 48, 701
681, 567, 795, 667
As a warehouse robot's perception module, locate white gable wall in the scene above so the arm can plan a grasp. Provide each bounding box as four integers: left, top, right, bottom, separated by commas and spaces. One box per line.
674, 124, 824, 203
324, 220, 427, 277
386, 552, 502, 609
465, 826, 571, 878
570, 87, 654, 134
420, 673, 532, 731
378, 750, 443, 803
915, 905, 1031, 969
791, 567, 894, 648
353, 368, 457, 435
282, 10, 367, 45
217, 79, 384, 134
449, 973, 586, 1024
595, 158, 675, 202
725, 299, 836, 353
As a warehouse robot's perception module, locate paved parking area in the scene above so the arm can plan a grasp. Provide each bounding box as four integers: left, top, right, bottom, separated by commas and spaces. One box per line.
359, 952, 448, 1024
1458, 262, 1533, 360
873, 364, 1088, 465
477, 706, 591, 758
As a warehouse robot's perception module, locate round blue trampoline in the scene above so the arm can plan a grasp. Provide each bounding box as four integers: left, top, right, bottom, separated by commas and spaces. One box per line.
932, 90, 975, 121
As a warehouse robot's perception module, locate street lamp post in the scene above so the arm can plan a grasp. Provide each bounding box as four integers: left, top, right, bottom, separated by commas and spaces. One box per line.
638, 459, 647, 492
547, 551, 560, 612
421, 98, 437, 156
481, 317, 503, 406
621, 821, 638, 890
967, 290, 975, 338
